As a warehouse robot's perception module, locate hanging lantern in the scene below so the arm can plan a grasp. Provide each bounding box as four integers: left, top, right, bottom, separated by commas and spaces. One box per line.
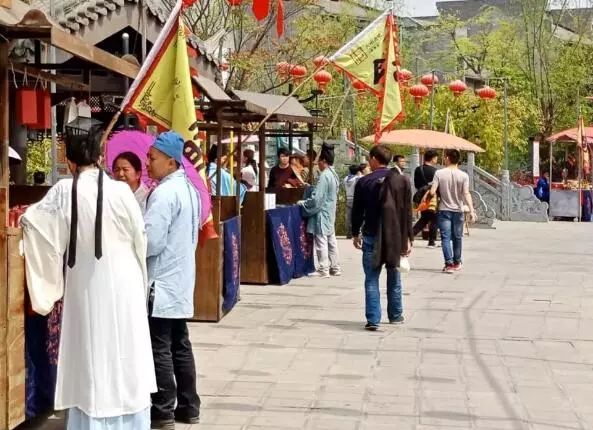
290, 64, 308, 84
409, 84, 430, 106
276, 61, 290, 79
420, 73, 439, 89
225, 0, 243, 6
449, 79, 467, 97
351, 78, 366, 92
313, 70, 332, 92
399, 69, 413, 86
477, 85, 497, 100
313, 55, 328, 69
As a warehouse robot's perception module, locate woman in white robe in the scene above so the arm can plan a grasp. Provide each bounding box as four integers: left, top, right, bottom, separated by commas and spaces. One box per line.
21, 129, 156, 430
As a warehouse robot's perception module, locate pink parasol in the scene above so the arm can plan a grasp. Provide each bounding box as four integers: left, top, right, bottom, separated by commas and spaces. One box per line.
105, 130, 211, 225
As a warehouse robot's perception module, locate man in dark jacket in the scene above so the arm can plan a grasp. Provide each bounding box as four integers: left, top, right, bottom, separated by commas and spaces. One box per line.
352, 144, 413, 331
413, 150, 439, 247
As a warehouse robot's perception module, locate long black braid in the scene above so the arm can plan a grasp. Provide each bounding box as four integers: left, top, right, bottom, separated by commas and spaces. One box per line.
65, 127, 104, 268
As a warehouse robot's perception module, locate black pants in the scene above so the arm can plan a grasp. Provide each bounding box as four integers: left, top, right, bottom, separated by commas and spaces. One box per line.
413, 210, 438, 244
149, 317, 201, 421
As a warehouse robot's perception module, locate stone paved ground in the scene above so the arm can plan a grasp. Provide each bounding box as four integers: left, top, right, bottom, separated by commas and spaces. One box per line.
22, 222, 593, 430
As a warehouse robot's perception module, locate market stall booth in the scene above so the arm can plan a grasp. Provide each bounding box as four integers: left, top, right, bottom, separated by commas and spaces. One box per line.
0, 1, 140, 428
192, 77, 321, 299
546, 126, 593, 220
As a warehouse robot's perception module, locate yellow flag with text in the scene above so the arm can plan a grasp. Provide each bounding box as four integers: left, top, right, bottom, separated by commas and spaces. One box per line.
377, 13, 404, 136
329, 10, 390, 95
128, 19, 196, 141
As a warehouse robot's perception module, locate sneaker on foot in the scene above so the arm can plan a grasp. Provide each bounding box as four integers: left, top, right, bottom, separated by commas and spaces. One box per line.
427, 243, 436, 249
389, 316, 405, 324
365, 323, 380, 331
330, 269, 342, 276
452, 262, 463, 271
442, 264, 455, 274
308, 271, 330, 279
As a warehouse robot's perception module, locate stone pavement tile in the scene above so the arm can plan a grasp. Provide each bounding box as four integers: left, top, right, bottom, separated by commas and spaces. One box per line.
218, 381, 274, 397
262, 396, 314, 409
305, 417, 361, 430
472, 418, 527, 430
188, 425, 243, 430
248, 411, 309, 427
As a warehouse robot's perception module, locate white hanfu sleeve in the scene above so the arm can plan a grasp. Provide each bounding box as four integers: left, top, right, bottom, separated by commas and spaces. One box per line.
21, 183, 69, 316
121, 188, 149, 296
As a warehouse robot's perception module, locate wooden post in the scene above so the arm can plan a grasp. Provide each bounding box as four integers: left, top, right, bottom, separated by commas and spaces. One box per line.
0, 42, 10, 430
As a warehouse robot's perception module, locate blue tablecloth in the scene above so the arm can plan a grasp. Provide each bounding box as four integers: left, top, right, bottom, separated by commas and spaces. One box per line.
222, 216, 240, 313
582, 190, 592, 222
267, 206, 314, 285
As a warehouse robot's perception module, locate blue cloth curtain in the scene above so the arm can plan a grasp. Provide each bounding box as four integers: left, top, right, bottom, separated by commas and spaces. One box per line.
223, 216, 241, 313
267, 206, 315, 285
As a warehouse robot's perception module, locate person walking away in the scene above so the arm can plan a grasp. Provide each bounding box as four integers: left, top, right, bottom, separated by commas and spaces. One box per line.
427, 149, 476, 274
412, 150, 439, 248
241, 148, 259, 191
352, 144, 412, 330
298, 143, 341, 278
344, 164, 362, 239
21, 128, 156, 429
393, 154, 407, 174
113, 151, 151, 213
145, 132, 202, 429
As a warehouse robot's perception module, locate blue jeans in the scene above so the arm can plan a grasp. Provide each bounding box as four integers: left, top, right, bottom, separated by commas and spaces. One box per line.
362, 236, 402, 325
438, 210, 464, 265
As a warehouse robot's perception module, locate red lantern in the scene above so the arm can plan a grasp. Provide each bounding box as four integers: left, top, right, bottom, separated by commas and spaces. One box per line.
313, 55, 328, 69
449, 79, 467, 97
182, 0, 197, 8
276, 61, 290, 79
421, 73, 439, 89
477, 85, 497, 100
409, 84, 430, 106
290, 64, 307, 84
351, 78, 366, 92
399, 69, 413, 86
31, 89, 51, 130
16, 88, 38, 126
313, 70, 332, 92
226, 0, 242, 5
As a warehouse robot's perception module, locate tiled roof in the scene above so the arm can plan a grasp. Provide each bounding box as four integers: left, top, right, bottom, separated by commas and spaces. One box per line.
28, 0, 219, 65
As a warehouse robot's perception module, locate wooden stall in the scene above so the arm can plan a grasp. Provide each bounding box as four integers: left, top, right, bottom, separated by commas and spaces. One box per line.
0, 1, 141, 427
192, 77, 323, 286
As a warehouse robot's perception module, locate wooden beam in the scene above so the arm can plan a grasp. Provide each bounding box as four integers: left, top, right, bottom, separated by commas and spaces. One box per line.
0, 42, 8, 430
50, 27, 139, 79
11, 62, 90, 92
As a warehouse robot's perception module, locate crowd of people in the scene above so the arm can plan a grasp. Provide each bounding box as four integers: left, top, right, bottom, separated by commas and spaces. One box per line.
19, 129, 478, 429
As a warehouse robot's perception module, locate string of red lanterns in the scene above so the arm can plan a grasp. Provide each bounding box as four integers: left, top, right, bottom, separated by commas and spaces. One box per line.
476, 85, 497, 100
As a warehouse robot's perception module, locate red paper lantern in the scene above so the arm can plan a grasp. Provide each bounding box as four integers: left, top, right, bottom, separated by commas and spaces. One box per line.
449, 79, 467, 97
31, 89, 51, 129
16, 88, 38, 126
420, 73, 439, 89
477, 85, 497, 100
351, 78, 366, 92
409, 84, 430, 106
313, 55, 328, 69
290, 64, 307, 83
399, 69, 413, 86
313, 70, 332, 92
276, 61, 290, 78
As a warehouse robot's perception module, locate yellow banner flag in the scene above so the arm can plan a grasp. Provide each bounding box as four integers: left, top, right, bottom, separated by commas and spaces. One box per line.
377, 13, 404, 135
329, 10, 390, 95
128, 20, 196, 140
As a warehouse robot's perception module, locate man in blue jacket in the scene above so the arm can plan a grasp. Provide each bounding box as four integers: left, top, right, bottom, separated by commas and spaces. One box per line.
145, 131, 201, 429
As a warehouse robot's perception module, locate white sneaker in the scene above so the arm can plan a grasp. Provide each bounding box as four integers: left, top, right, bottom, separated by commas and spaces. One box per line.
330, 269, 342, 276
308, 271, 330, 279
